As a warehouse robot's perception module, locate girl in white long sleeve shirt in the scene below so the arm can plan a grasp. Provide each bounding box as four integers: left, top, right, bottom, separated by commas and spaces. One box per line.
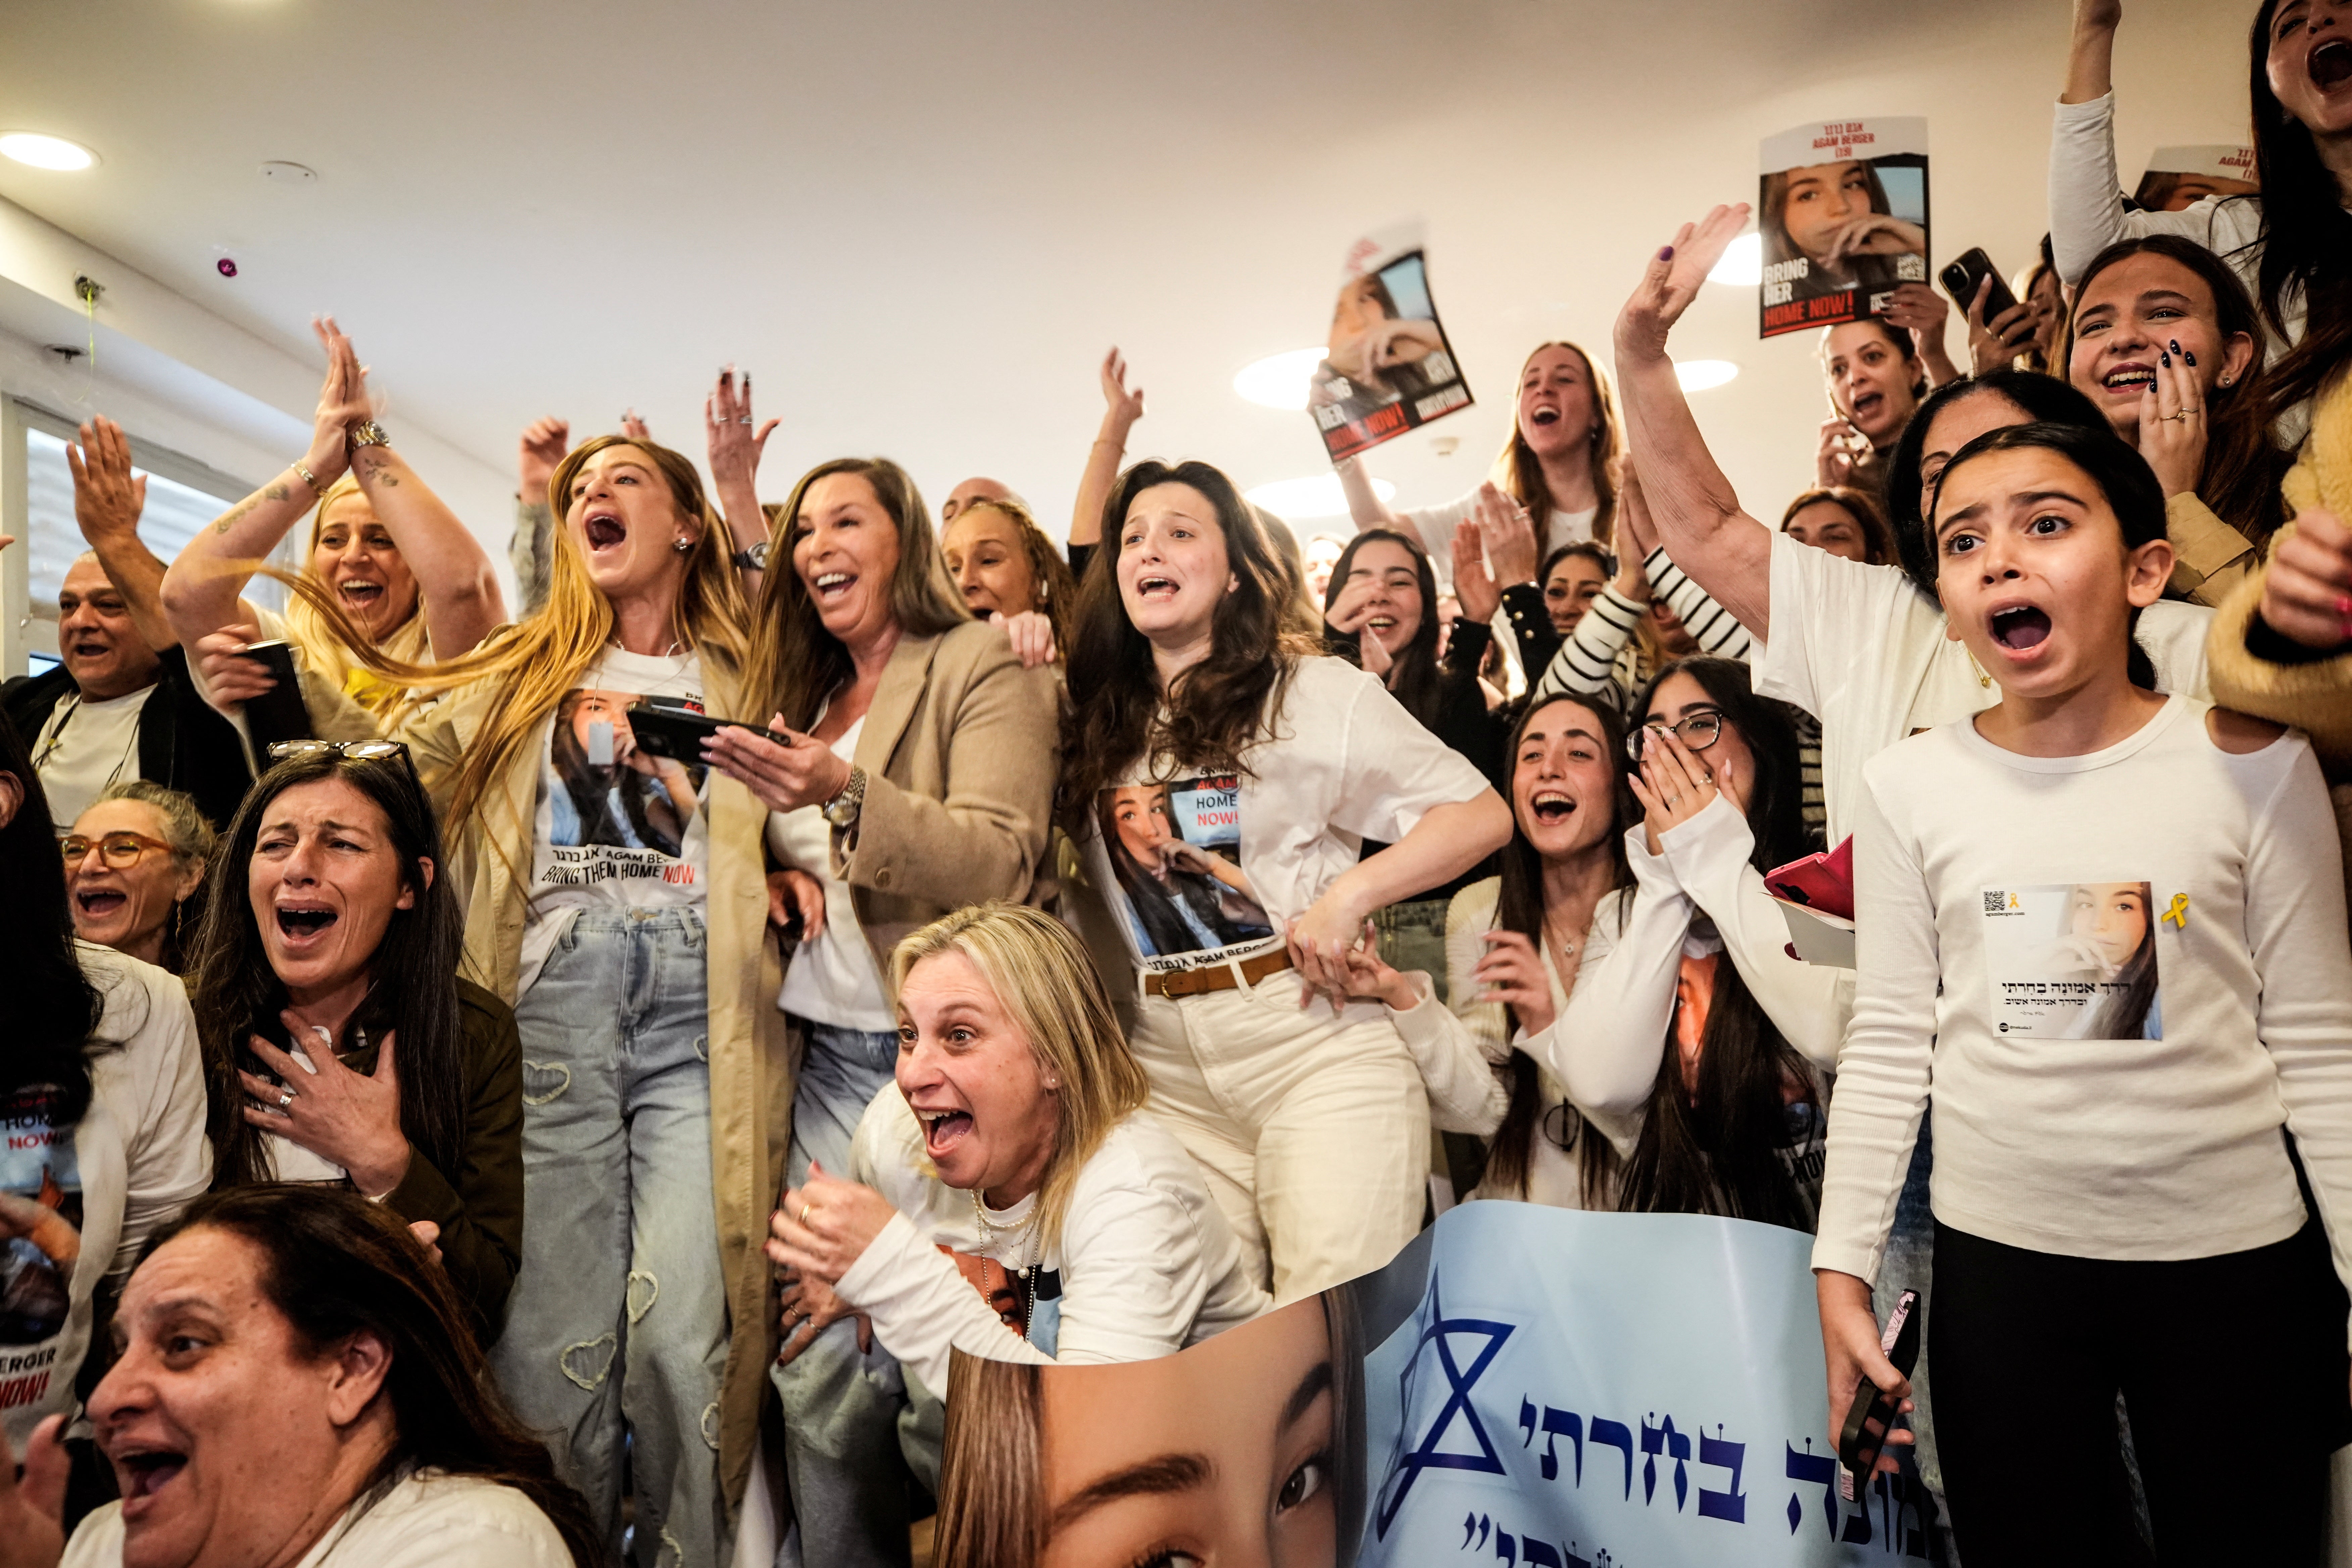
1813, 420, 2352, 1560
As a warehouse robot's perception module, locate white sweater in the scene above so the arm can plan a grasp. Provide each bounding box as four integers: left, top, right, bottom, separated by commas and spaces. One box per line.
1814, 699, 2352, 1319
834, 1092, 1269, 1396
3, 946, 209, 1454
66, 1469, 571, 1568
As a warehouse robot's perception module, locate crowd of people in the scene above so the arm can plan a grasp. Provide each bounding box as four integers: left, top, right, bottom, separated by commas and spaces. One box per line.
2, 1, 2350, 1563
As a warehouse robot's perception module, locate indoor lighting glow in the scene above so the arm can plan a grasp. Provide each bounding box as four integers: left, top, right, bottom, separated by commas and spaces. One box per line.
0, 133, 97, 172
1232, 348, 1329, 410
1244, 474, 1394, 520
1675, 359, 1740, 392
1705, 232, 1762, 287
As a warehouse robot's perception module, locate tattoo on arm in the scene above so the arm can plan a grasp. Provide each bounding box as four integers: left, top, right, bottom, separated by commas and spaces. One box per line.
211, 481, 291, 535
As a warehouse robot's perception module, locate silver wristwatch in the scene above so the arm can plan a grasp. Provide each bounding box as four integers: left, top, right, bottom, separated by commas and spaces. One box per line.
732, 540, 770, 571
347, 420, 391, 449
821, 764, 868, 828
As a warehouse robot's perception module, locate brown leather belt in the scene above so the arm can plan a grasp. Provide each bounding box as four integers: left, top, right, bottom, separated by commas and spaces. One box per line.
1140, 947, 1294, 999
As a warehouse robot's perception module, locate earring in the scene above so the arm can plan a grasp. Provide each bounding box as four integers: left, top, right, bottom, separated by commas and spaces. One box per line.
673, 537, 694, 554
2218, 375, 2234, 387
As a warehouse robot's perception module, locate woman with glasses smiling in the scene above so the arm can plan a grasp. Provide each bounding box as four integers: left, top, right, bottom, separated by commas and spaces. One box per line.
62, 782, 214, 973
1550, 655, 1852, 1229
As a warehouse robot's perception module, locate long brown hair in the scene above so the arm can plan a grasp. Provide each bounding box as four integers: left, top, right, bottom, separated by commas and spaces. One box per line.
1499, 342, 1621, 548
2064, 235, 2289, 552
1479, 693, 1635, 1205
2249, 0, 2352, 428
1058, 460, 1319, 823
140, 1187, 600, 1568
742, 457, 969, 730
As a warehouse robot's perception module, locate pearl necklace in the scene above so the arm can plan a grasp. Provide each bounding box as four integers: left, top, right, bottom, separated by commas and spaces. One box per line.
969, 1187, 1043, 1337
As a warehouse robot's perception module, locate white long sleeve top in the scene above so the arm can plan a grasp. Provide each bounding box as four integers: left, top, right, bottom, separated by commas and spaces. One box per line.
833, 1092, 1269, 1396
1813, 699, 2352, 1329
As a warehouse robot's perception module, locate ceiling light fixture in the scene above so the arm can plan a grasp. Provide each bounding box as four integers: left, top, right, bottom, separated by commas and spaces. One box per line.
1675, 359, 1740, 392
1233, 348, 1329, 411
0, 132, 98, 172
1705, 232, 1762, 287
1243, 474, 1394, 521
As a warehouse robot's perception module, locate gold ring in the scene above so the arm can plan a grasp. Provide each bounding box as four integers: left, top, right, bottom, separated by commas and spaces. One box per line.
798, 1202, 814, 1226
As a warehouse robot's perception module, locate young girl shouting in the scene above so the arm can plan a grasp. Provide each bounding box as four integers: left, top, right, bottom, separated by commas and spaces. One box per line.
1813, 421, 2352, 1561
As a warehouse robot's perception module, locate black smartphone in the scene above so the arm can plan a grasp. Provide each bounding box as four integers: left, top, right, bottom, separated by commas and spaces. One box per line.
624, 698, 789, 761
1838, 1287, 1922, 1498
1939, 248, 2019, 321
236, 640, 314, 751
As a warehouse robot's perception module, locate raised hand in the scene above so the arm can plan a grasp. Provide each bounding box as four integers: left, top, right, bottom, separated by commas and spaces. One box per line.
1451, 519, 1501, 625
1615, 205, 1751, 363
1617, 454, 1661, 566
1100, 347, 1146, 431
620, 409, 652, 441
1472, 481, 1540, 588
519, 417, 571, 504
2137, 338, 2209, 499
68, 416, 146, 548
1816, 415, 1864, 488
2258, 506, 2352, 651
706, 366, 780, 493
1879, 281, 1951, 367
302, 316, 369, 485
1964, 277, 2039, 376
0, 1413, 68, 1568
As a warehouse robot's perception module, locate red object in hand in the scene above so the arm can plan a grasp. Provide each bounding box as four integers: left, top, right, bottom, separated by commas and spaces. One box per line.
1764, 835, 1856, 922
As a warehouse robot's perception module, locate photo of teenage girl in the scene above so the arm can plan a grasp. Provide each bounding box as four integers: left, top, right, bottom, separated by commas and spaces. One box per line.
1314, 267, 1447, 411
2062, 881, 2159, 1039
931, 1292, 1362, 1568
1097, 782, 1274, 958
1761, 157, 1924, 301
548, 688, 699, 856
1814, 419, 2352, 1560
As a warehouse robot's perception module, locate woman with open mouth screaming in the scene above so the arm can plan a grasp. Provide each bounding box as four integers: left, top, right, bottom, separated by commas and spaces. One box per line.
763, 905, 1266, 1458
1816, 419, 2352, 1559
0, 1186, 600, 1568
62, 781, 213, 973
701, 454, 1061, 1568
1060, 458, 1510, 1305
0, 711, 208, 1495
2052, 0, 2352, 445
162, 317, 505, 726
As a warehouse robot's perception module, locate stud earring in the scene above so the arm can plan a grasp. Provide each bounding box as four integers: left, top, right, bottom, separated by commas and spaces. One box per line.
673, 537, 694, 554
2218, 375, 2234, 387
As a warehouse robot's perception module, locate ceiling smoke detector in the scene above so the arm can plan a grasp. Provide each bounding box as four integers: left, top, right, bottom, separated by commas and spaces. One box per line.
259, 161, 318, 186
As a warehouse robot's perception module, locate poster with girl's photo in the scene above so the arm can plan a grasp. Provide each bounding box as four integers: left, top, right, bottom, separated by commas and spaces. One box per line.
534, 686, 707, 891
2134, 145, 2258, 211
1980, 881, 2163, 1040
1758, 117, 1930, 338
0, 1084, 82, 1390
1309, 222, 1474, 461
1093, 776, 1275, 969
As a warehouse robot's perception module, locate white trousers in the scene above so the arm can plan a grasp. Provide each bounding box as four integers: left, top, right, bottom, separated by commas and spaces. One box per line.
1128, 966, 1430, 1303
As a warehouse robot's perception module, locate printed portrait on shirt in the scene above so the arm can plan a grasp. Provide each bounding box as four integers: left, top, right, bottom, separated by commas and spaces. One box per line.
0, 1085, 84, 1349
546, 688, 703, 861
1095, 776, 1274, 962
1981, 881, 2163, 1040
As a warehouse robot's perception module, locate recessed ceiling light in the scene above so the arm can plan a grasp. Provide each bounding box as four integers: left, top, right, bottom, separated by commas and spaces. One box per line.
0, 133, 97, 172
1233, 348, 1329, 411
1675, 359, 1740, 392
1705, 232, 1762, 288
1243, 475, 1395, 520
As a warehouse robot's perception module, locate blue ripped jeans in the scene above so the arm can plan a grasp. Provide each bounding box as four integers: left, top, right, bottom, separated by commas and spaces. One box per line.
772, 1020, 944, 1568
492, 910, 729, 1568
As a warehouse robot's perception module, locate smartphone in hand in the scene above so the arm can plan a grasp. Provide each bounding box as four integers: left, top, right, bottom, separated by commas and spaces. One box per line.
1838, 1287, 1922, 1500
1940, 248, 2019, 321
236, 640, 315, 751
625, 698, 790, 761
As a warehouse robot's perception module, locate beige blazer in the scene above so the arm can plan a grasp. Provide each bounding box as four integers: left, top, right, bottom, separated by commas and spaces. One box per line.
348, 648, 791, 1517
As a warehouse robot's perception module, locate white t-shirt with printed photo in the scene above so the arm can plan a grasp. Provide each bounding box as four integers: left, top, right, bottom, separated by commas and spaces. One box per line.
517, 647, 709, 993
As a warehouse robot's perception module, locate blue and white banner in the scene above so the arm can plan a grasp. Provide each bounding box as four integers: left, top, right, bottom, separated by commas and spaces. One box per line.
1358, 1203, 1931, 1565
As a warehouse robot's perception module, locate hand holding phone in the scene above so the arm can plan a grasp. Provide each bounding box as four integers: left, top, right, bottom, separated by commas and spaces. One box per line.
1838, 1288, 1922, 1499
625, 699, 790, 762
1939, 249, 2018, 321
236, 640, 315, 751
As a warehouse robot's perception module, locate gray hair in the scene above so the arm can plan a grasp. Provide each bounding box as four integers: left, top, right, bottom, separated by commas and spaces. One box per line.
91, 779, 217, 869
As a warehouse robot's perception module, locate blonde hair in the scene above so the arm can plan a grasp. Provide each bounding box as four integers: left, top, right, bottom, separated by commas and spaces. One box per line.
276, 436, 750, 836
888, 903, 1147, 1256
744, 457, 970, 730
1498, 341, 1623, 548
281, 475, 432, 721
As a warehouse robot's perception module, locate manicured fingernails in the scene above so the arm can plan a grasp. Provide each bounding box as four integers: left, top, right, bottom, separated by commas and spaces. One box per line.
1659, 246, 1675, 261
2159, 352, 2170, 367
2168, 340, 2180, 354
2184, 350, 2196, 366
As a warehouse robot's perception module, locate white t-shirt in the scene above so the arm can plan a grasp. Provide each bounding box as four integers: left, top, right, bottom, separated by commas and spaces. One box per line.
2, 946, 208, 1453
32, 688, 150, 834
835, 1091, 1270, 1397
767, 716, 893, 1032
1815, 698, 2352, 1300
1754, 531, 2214, 842
1075, 656, 1493, 978
64, 1468, 572, 1568
1404, 490, 1599, 588
517, 647, 708, 993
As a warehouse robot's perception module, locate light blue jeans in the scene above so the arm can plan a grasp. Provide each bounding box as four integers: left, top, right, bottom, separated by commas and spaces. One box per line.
493, 910, 729, 1568
773, 1020, 943, 1568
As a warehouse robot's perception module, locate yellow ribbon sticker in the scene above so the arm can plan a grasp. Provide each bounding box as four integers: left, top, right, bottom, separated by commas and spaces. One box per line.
2161, 893, 2189, 930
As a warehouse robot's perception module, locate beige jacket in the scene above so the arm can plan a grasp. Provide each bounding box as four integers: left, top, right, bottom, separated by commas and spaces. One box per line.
334, 651, 791, 1517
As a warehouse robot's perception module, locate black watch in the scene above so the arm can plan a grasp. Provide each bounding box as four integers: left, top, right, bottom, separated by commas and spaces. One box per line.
732, 541, 770, 571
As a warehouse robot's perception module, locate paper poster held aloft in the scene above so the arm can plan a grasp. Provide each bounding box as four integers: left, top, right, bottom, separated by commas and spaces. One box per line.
1310, 221, 1474, 461
2134, 145, 2258, 211
1758, 118, 1931, 339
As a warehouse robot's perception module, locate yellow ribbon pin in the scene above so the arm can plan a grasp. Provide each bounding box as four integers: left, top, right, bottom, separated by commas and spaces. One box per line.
2161, 893, 2189, 930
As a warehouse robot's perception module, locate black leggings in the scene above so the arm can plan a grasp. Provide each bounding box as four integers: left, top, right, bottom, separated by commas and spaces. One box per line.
1929, 1218, 2348, 1566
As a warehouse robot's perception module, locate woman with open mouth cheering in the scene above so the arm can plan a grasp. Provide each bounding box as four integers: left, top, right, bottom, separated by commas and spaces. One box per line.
699, 455, 1061, 1568
1060, 459, 1510, 1304
62, 781, 213, 974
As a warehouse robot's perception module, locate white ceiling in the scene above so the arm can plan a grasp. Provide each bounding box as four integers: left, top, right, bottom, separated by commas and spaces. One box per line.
0, 0, 2255, 541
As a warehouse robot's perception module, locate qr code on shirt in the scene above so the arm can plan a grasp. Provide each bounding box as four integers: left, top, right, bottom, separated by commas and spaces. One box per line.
1983, 890, 2008, 915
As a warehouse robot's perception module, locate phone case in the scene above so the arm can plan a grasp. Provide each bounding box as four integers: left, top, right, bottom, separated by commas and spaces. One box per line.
1838, 1289, 1920, 1500
239, 640, 315, 751
1764, 835, 1856, 921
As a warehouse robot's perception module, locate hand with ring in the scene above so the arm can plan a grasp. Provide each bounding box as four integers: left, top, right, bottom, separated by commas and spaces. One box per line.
2138, 336, 2209, 500
1627, 725, 1739, 855
765, 1161, 900, 1297
237, 1013, 412, 1197
775, 1267, 870, 1365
